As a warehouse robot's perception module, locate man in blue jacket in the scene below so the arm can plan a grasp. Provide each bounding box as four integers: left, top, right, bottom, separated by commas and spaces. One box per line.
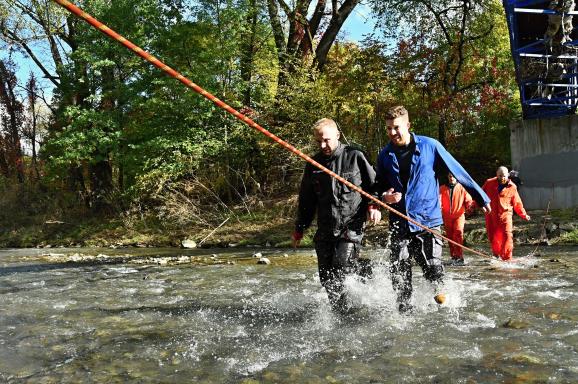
372, 106, 491, 313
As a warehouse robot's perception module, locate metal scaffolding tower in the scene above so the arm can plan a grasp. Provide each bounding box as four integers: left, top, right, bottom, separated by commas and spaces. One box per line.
503, 0, 578, 119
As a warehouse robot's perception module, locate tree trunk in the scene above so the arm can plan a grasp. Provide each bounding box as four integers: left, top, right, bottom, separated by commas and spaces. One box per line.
240, 0, 259, 106
438, 116, 447, 147
315, 0, 361, 70
0, 60, 24, 183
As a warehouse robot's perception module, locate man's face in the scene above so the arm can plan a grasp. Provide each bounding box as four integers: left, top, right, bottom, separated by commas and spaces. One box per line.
385, 115, 411, 146
315, 126, 340, 156
448, 173, 457, 186
496, 169, 509, 185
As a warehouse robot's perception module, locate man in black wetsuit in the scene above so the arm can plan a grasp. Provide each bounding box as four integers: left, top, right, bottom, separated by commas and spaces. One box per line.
292, 118, 380, 313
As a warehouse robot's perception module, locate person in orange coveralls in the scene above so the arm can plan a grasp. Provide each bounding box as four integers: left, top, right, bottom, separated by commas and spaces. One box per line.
482, 166, 531, 261
440, 173, 473, 266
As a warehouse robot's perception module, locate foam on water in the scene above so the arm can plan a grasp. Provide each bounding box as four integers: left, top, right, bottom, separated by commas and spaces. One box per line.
2, 247, 578, 382
489, 255, 538, 269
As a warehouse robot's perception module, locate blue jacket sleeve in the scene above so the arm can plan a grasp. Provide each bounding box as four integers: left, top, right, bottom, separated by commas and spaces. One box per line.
434, 142, 490, 207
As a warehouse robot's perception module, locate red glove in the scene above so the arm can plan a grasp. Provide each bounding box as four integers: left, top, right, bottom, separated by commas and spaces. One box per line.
292, 231, 303, 241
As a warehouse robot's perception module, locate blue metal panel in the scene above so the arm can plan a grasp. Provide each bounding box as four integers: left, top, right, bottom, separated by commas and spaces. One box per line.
503, 0, 578, 119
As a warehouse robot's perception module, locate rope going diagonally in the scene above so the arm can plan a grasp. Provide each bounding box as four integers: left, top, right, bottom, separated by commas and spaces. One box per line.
51, 0, 493, 259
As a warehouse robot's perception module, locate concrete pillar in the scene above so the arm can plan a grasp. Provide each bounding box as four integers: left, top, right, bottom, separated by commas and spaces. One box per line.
510, 116, 578, 209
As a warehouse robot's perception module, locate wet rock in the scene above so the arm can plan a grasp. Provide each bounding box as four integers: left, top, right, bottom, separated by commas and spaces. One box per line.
545, 222, 558, 233
252, 252, 263, 258
257, 257, 271, 265
227, 261, 236, 265
177, 256, 190, 263
549, 258, 561, 263
283, 253, 289, 258
510, 354, 542, 365
262, 371, 280, 382
228, 243, 238, 248
181, 239, 197, 249
539, 239, 551, 246
546, 312, 561, 320
502, 318, 530, 329
559, 222, 576, 232
44, 252, 66, 258
515, 233, 529, 244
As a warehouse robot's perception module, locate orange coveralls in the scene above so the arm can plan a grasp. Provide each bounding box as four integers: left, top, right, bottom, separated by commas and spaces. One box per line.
440, 183, 473, 259
482, 177, 529, 260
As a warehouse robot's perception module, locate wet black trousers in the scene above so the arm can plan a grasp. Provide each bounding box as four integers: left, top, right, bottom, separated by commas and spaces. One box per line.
389, 225, 444, 306
314, 239, 371, 311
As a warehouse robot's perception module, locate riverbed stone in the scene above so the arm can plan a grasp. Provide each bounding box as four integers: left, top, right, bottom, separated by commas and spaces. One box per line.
261, 371, 280, 382
181, 239, 197, 248
502, 318, 530, 329
253, 252, 263, 258
510, 354, 542, 365
257, 257, 271, 265
546, 312, 561, 320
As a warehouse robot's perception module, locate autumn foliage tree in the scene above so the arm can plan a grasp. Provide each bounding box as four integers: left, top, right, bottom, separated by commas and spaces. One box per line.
0, 59, 24, 183
0, 0, 521, 225
370, 0, 520, 146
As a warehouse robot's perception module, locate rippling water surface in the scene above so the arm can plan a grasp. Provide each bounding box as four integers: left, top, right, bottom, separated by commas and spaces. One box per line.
1, 246, 577, 383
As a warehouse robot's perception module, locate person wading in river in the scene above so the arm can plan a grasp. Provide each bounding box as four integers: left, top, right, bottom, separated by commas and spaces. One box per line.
292, 118, 380, 313
482, 166, 530, 261
440, 172, 474, 266
373, 105, 490, 313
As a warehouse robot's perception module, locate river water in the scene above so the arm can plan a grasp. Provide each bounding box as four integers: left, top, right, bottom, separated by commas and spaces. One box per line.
1, 246, 577, 383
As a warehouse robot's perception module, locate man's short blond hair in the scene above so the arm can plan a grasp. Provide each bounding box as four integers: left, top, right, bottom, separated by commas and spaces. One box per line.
385, 105, 408, 120
312, 118, 338, 133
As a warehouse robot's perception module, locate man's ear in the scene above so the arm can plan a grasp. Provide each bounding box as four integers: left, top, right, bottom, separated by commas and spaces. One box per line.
336, 131, 341, 140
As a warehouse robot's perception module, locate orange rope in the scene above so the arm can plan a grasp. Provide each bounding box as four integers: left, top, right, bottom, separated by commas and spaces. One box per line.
51, 0, 492, 259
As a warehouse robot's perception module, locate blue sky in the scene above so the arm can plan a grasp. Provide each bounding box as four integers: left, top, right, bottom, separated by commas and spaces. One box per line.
3, 3, 378, 98
340, 3, 378, 42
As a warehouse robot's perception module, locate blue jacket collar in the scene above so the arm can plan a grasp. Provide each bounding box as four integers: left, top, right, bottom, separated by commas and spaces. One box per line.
385, 133, 421, 154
